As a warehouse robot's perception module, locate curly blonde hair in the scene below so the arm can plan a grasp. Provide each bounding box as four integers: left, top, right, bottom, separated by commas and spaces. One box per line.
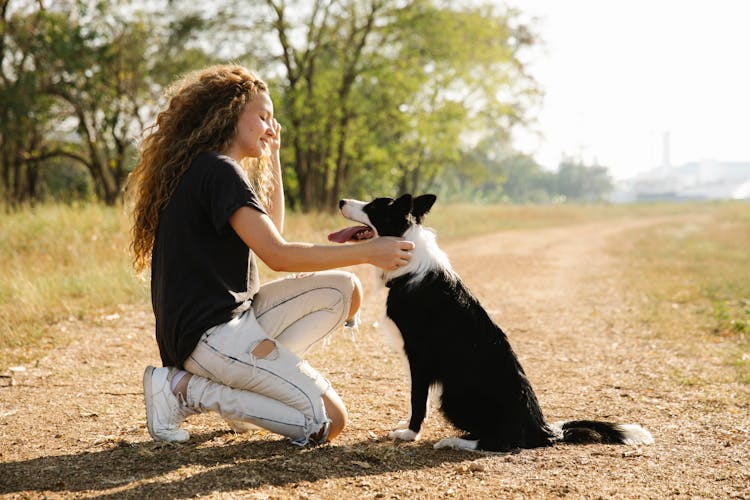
126, 64, 272, 273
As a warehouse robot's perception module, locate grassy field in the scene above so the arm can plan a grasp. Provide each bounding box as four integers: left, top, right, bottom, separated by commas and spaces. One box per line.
1, 201, 749, 378
613, 202, 750, 383
0, 204, 148, 369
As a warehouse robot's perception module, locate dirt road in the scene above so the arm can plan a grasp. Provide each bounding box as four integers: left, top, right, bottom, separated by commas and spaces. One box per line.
1, 217, 748, 498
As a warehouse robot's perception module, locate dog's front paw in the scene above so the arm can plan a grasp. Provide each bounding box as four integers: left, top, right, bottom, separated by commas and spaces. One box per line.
393, 419, 409, 430
389, 428, 419, 441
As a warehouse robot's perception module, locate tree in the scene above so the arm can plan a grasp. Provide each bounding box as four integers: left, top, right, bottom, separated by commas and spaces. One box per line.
0, 0, 59, 207
497, 153, 556, 203
2, 0, 541, 208
556, 158, 613, 202
380, 3, 537, 199
1, 0, 214, 207
35, 2, 184, 204
216, 0, 538, 211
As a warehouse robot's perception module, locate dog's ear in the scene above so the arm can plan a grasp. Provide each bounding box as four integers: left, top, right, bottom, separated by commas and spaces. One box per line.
391, 194, 413, 217
412, 194, 436, 223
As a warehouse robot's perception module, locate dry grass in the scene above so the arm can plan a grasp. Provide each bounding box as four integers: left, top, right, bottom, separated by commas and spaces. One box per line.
613, 202, 750, 383
0, 204, 148, 369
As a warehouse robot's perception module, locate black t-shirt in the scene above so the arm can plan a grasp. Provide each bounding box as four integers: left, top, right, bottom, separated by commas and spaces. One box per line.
151, 151, 267, 368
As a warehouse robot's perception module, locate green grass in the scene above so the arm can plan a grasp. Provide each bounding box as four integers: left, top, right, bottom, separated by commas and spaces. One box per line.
1, 201, 748, 378
614, 201, 750, 383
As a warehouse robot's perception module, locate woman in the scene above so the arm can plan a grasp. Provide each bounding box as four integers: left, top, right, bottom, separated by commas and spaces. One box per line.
127, 64, 413, 445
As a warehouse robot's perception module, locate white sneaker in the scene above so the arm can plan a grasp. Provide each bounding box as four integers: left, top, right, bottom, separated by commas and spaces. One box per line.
143, 366, 194, 442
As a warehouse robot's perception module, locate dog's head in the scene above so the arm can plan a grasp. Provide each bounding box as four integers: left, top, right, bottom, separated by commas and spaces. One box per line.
328, 194, 437, 242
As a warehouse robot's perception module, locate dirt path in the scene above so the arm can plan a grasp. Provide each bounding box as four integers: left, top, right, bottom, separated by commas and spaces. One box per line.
1, 217, 748, 498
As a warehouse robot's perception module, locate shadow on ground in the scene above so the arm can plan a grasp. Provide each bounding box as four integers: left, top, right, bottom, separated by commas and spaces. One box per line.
1, 431, 484, 497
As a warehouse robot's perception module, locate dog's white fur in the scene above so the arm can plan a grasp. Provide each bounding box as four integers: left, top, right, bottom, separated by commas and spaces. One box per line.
339, 199, 451, 284
616, 424, 655, 446
433, 437, 480, 450
382, 225, 452, 285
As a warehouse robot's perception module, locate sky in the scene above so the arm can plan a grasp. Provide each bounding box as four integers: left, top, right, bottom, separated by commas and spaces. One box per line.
506, 0, 750, 179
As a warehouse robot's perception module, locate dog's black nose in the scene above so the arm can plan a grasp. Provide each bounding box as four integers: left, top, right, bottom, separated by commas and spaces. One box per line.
339, 200, 345, 209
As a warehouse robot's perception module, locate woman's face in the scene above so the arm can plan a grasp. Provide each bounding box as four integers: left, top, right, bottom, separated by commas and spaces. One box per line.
227, 92, 275, 161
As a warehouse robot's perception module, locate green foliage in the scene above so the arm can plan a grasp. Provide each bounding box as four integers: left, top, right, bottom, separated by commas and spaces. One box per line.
0, 0, 217, 208
40, 158, 95, 203
0, 1, 61, 205
712, 300, 749, 336
441, 146, 613, 203
555, 158, 613, 202
221, 0, 540, 210
1, 0, 614, 207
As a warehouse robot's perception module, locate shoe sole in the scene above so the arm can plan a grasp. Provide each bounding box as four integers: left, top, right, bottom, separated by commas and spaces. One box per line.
143, 366, 158, 440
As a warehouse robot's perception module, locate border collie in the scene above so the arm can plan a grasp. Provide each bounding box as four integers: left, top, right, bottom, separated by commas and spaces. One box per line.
329, 194, 653, 452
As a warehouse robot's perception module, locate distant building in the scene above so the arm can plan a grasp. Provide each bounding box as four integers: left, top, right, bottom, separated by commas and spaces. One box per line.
610, 160, 750, 203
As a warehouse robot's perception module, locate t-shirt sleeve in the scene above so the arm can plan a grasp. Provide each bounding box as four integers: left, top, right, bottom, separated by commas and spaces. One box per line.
203, 155, 268, 234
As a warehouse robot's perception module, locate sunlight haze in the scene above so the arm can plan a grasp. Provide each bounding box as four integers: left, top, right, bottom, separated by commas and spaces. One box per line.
509, 0, 750, 179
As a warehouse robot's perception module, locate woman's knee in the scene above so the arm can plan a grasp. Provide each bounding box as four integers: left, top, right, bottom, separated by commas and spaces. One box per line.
321, 389, 348, 442
347, 274, 363, 320
323, 270, 361, 311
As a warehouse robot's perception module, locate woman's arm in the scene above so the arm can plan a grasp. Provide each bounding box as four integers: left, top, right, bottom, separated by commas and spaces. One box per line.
265, 119, 285, 233
229, 205, 414, 272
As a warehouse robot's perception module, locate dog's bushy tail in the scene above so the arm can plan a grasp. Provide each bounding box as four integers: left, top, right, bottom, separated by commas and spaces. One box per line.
550, 420, 654, 446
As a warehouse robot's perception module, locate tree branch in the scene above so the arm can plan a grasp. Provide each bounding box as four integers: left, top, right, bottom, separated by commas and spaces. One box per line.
23, 147, 91, 168
266, 0, 298, 85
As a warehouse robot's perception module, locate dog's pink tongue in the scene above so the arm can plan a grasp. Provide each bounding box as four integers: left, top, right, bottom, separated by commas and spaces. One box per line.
328, 226, 367, 243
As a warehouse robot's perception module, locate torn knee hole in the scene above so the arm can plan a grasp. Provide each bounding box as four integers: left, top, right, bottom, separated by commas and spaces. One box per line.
251, 339, 278, 359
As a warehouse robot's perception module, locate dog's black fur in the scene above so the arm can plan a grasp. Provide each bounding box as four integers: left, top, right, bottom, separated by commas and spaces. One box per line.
335, 194, 653, 452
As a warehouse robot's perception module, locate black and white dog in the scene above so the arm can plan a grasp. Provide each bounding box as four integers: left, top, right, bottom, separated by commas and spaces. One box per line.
329, 193, 653, 452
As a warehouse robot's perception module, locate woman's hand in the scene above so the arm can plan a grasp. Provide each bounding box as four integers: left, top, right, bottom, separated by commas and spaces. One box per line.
266, 118, 281, 154
363, 237, 415, 271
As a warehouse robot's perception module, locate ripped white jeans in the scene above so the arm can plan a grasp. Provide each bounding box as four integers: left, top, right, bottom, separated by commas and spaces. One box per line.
183, 270, 360, 445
